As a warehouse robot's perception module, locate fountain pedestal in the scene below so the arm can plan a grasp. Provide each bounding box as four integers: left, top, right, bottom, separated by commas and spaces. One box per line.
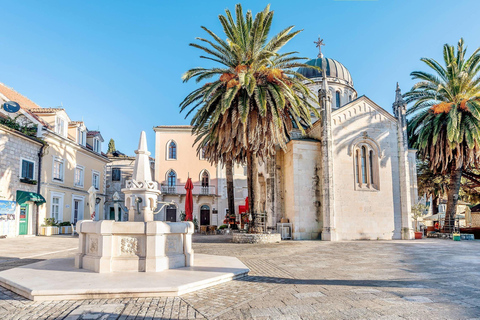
75, 131, 194, 273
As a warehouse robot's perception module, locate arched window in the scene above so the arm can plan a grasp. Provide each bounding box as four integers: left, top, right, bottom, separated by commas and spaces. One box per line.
353, 142, 379, 190
361, 146, 367, 184
168, 141, 177, 160
168, 171, 176, 186
335, 91, 341, 108
369, 150, 374, 184
167, 170, 176, 193
349, 95, 352, 102
201, 171, 209, 195
201, 171, 209, 187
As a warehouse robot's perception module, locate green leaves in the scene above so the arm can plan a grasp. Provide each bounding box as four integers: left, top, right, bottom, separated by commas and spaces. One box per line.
180, 4, 319, 164
407, 38, 480, 174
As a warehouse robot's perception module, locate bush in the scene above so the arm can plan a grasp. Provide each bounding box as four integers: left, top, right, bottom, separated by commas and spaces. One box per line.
218, 224, 228, 230
58, 221, 71, 226
42, 218, 58, 227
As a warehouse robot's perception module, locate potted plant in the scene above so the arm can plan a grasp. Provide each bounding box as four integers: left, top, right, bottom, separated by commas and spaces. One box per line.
412, 203, 428, 239
58, 221, 72, 234
40, 218, 59, 236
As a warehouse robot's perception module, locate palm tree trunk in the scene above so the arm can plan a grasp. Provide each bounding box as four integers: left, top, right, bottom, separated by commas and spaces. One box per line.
444, 163, 463, 233
246, 150, 259, 231
226, 160, 236, 222
431, 193, 439, 216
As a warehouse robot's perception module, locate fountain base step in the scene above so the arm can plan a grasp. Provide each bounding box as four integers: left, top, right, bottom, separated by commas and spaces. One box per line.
0, 254, 249, 301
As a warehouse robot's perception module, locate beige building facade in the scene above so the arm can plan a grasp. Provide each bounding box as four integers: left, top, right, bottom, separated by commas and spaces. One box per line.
0, 83, 109, 235
153, 126, 247, 226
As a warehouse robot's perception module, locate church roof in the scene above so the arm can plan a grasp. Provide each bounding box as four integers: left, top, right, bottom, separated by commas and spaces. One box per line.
297, 58, 353, 86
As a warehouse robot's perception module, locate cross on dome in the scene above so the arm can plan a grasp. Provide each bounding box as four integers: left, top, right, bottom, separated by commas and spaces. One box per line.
314, 36, 325, 58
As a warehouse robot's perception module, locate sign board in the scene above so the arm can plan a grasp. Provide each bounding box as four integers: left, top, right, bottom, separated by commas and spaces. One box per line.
0, 200, 16, 220
2, 101, 20, 113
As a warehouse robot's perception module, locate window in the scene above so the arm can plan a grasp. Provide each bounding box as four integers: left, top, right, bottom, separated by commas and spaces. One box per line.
93, 138, 101, 153
74, 166, 84, 187
349, 95, 352, 102
353, 142, 379, 190
52, 197, 60, 221
53, 157, 64, 181
112, 168, 121, 181
201, 171, 209, 195
168, 141, 177, 160
200, 147, 206, 160
201, 171, 209, 187
168, 171, 176, 186
56, 117, 65, 136
21, 159, 35, 180
336, 91, 341, 108
50, 193, 63, 221
361, 146, 367, 184
92, 171, 100, 190
77, 128, 86, 146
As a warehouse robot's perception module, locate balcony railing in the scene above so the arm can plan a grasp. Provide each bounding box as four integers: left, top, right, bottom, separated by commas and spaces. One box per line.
160, 185, 216, 195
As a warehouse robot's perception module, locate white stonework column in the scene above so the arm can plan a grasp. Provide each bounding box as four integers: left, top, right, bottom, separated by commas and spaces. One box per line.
320, 68, 336, 241
393, 83, 414, 240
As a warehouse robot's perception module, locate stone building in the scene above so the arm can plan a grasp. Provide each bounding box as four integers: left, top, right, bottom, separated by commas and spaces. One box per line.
0, 83, 110, 232
262, 48, 418, 240
153, 126, 247, 226
103, 150, 154, 221
0, 116, 45, 236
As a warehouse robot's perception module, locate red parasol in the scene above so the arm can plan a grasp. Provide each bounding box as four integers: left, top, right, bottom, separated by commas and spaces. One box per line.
185, 178, 194, 221
245, 197, 249, 212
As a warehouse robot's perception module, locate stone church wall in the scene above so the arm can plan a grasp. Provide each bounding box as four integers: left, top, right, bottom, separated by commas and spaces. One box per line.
281, 140, 322, 240
330, 101, 401, 240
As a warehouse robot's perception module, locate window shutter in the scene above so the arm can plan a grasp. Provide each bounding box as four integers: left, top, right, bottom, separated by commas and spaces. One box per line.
28, 162, 34, 179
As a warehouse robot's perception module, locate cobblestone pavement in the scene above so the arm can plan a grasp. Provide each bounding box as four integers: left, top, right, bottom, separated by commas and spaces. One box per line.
0, 235, 479, 319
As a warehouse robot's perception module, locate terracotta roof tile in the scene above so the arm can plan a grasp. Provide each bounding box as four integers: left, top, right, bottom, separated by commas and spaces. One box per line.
0, 83, 49, 127
0, 83, 42, 110
29, 108, 64, 113
87, 130, 100, 137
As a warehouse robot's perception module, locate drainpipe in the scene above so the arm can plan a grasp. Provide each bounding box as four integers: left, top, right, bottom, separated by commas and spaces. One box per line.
36, 143, 45, 236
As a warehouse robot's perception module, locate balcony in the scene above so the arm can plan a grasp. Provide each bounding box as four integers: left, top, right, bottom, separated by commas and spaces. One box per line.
160, 185, 216, 195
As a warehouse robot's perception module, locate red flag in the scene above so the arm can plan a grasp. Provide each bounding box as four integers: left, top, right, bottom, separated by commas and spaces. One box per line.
185, 178, 194, 221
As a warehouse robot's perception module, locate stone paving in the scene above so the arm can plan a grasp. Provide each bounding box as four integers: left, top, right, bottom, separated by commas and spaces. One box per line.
0, 235, 479, 319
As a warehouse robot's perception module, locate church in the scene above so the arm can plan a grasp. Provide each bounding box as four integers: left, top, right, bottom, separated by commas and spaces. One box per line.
154, 41, 418, 241
258, 42, 418, 241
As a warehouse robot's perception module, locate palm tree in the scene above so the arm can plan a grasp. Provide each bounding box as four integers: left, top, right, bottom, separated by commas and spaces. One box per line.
406, 38, 480, 232
180, 4, 319, 229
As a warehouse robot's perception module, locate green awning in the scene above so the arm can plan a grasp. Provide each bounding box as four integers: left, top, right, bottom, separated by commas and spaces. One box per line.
16, 191, 46, 205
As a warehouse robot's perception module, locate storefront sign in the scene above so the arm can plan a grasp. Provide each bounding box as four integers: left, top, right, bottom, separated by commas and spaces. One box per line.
0, 200, 16, 220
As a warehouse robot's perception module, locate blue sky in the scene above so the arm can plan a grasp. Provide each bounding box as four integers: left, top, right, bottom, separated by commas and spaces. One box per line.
1, 0, 479, 154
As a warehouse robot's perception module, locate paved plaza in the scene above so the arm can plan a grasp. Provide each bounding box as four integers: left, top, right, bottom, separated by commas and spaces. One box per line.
0, 235, 479, 319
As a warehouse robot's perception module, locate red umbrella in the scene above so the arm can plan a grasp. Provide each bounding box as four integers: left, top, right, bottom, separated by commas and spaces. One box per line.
245, 197, 249, 212
185, 178, 194, 221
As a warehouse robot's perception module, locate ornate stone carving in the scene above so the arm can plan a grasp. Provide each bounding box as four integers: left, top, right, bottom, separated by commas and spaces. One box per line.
125, 179, 158, 190
166, 236, 181, 254
121, 237, 138, 255
89, 238, 98, 254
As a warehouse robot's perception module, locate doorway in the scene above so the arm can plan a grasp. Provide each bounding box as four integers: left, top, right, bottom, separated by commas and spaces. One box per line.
200, 205, 210, 225
19, 204, 29, 235
166, 205, 177, 222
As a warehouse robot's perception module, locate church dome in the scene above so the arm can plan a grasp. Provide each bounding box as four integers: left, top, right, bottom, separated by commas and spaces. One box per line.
297, 57, 353, 86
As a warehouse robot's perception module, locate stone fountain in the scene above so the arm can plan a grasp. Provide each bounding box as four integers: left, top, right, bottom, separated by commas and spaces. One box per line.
75, 131, 194, 273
